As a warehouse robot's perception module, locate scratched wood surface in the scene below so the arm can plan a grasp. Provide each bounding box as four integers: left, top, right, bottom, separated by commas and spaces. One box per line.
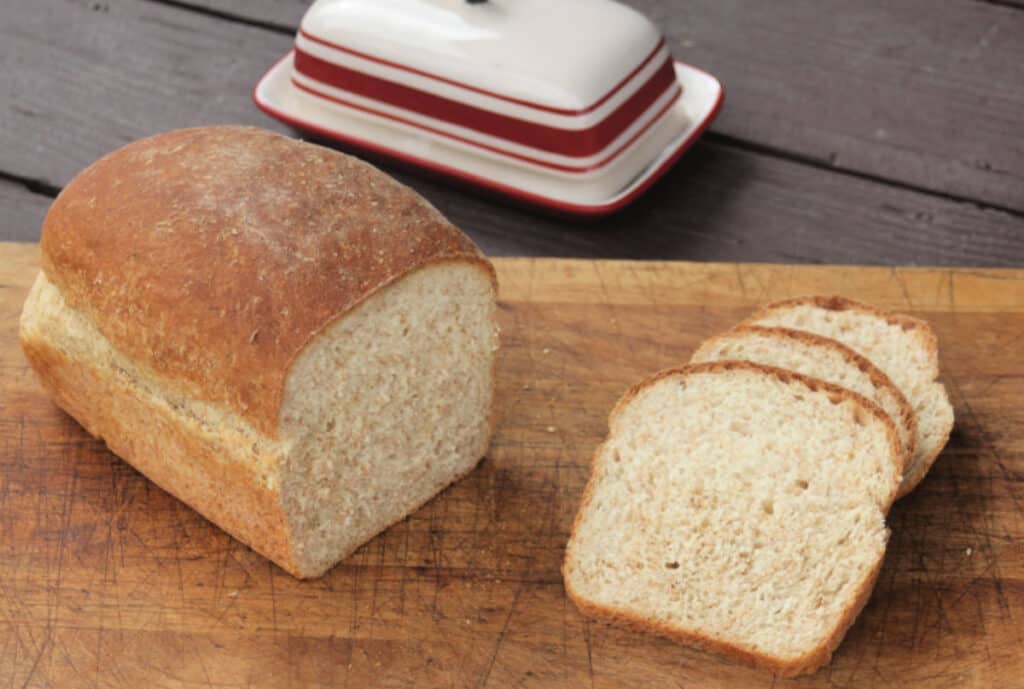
1, 241, 1023, 689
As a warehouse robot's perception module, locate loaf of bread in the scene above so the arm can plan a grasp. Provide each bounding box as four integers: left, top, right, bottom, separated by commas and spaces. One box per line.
20, 126, 499, 579
691, 325, 917, 478
744, 296, 953, 497
563, 362, 902, 677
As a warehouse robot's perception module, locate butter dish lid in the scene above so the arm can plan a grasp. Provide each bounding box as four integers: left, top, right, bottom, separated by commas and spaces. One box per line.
297, 0, 664, 113
254, 0, 724, 216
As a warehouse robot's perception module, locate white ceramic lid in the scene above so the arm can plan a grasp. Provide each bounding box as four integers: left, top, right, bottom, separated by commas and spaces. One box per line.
298, 0, 663, 112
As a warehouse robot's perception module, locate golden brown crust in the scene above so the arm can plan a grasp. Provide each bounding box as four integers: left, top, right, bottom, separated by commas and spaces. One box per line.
608, 360, 904, 494
20, 322, 305, 578
743, 295, 940, 374
40, 126, 494, 437
563, 360, 902, 676
564, 534, 888, 677
740, 295, 951, 497
695, 324, 919, 478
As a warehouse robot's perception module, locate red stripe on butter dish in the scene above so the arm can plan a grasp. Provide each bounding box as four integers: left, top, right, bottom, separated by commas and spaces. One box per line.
293, 49, 678, 158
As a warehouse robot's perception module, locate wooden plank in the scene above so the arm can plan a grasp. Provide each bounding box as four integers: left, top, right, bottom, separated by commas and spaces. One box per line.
2, 242, 1023, 688
7, 125, 1024, 265
184, 0, 1024, 211
156, 0, 308, 27
643, 0, 1024, 211
493, 258, 1024, 313
0, 181, 51, 242
1, 0, 1021, 265
0, 0, 293, 185
406, 140, 1024, 266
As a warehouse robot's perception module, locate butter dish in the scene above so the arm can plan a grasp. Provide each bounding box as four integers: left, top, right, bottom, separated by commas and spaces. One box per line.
253, 0, 723, 216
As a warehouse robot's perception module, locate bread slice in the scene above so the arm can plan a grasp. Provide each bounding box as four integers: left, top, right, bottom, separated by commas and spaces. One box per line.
563, 362, 902, 677
744, 296, 953, 497
691, 325, 916, 479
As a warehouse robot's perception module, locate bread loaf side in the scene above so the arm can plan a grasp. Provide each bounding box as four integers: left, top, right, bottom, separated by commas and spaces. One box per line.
21, 126, 499, 578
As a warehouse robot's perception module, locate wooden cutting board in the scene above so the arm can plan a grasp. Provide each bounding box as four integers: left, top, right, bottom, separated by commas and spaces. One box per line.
2, 241, 1022, 689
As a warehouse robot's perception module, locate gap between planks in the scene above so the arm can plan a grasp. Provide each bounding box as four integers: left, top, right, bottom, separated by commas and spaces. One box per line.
138, 0, 296, 34
705, 134, 1024, 220
975, 0, 1024, 10
0, 171, 62, 199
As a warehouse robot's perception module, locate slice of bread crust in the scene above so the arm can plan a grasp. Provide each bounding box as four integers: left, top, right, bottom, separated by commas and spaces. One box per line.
744, 295, 953, 497
566, 558, 887, 678
692, 325, 917, 479
563, 361, 902, 677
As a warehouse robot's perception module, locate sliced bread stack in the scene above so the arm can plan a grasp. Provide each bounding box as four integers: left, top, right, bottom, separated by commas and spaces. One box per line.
563, 296, 953, 676
742, 296, 954, 498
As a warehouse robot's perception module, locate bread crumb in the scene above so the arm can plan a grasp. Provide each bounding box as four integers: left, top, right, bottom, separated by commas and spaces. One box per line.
966, 547, 973, 557
542, 348, 551, 354
228, 590, 239, 597
546, 426, 556, 433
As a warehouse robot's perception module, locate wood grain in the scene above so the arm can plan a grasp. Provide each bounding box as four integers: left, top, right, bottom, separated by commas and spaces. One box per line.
638, 0, 1024, 212
175, 0, 1024, 211
0, 0, 293, 186
147, 0, 308, 28
2, 242, 1022, 688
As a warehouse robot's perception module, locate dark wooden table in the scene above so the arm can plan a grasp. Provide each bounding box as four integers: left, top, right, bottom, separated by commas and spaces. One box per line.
2, 0, 1022, 265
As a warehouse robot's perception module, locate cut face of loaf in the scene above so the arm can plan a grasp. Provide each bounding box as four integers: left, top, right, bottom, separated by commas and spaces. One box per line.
21, 126, 499, 579
277, 263, 496, 574
563, 362, 902, 677
21, 263, 497, 578
691, 325, 916, 479
745, 296, 954, 497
